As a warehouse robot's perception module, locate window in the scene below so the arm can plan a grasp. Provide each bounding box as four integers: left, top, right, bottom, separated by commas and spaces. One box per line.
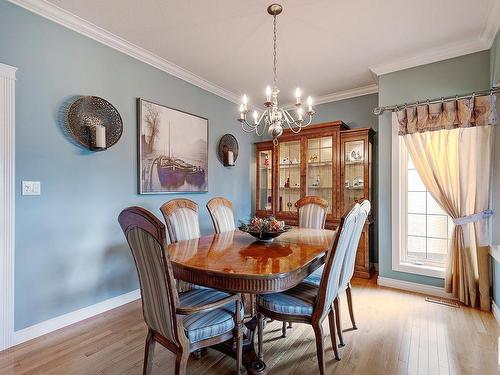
405, 154, 451, 267
392, 122, 448, 278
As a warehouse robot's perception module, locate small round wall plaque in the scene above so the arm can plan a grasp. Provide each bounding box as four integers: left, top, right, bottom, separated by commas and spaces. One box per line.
67, 96, 123, 150
217, 133, 239, 166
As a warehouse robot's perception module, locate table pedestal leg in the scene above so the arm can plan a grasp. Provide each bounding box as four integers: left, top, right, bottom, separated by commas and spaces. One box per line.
212, 316, 266, 374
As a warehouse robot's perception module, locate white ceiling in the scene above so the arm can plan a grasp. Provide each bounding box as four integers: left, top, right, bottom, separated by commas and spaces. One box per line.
21, 0, 500, 104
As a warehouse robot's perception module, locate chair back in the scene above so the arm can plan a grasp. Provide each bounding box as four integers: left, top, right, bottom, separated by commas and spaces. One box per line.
314, 203, 360, 318
118, 207, 182, 346
160, 198, 201, 243
206, 197, 236, 233
340, 200, 371, 287
295, 196, 329, 229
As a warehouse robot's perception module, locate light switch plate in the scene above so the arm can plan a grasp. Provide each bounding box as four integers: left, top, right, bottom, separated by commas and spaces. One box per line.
22, 181, 41, 196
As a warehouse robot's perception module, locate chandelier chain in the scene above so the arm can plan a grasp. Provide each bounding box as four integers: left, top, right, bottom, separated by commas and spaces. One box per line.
273, 14, 277, 88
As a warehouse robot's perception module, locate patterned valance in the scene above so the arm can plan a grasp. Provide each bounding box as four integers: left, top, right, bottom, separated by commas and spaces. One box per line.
397, 94, 497, 135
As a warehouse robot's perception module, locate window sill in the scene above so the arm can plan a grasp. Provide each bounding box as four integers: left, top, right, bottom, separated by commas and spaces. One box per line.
392, 261, 445, 279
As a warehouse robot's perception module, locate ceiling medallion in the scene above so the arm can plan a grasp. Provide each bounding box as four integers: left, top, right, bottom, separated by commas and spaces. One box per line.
238, 3, 315, 144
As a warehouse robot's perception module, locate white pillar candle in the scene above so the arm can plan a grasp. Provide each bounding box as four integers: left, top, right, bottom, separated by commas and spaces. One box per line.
227, 150, 234, 166
95, 124, 106, 149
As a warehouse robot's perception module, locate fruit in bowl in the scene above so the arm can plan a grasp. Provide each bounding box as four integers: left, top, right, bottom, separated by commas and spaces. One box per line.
239, 216, 291, 242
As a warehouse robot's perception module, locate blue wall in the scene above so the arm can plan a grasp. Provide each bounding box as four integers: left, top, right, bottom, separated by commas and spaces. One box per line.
0, 1, 254, 330
377, 51, 491, 287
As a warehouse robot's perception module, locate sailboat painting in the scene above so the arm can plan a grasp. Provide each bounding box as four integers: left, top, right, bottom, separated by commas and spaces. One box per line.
138, 99, 208, 194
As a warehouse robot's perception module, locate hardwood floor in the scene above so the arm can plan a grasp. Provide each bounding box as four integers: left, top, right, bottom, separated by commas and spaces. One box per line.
1, 278, 498, 374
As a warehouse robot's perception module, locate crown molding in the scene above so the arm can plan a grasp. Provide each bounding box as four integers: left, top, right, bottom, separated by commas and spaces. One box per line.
8, 0, 240, 104
0, 63, 17, 80
369, 37, 490, 77
314, 84, 379, 105
283, 84, 378, 109
480, 0, 500, 48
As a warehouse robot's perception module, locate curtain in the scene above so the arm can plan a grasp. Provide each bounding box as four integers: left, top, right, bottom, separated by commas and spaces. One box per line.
395, 94, 497, 310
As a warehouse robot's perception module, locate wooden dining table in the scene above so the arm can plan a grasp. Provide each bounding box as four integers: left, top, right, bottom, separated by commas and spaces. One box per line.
166, 227, 336, 374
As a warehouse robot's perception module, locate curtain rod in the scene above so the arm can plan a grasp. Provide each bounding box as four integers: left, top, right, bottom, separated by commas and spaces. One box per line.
373, 86, 500, 115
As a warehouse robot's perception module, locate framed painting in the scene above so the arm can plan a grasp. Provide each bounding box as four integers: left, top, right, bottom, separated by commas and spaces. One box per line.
138, 98, 208, 194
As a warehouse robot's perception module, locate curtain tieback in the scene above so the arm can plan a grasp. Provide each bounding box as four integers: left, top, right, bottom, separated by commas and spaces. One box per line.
452, 209, 493, 226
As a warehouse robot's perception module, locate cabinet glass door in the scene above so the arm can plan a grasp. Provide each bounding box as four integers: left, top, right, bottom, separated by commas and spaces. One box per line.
257, 150, 273, 211
306, 136, 333, 213
278, 141, 301, 212
343, 140, 365, 208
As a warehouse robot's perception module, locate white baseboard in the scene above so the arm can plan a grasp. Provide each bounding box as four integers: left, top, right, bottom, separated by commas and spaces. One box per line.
13, 289, 140, 346
377, 276, 455, 300
492, 301, 500, 327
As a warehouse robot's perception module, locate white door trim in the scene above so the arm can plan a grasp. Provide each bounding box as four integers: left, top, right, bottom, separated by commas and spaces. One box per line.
0, 62, 17, 351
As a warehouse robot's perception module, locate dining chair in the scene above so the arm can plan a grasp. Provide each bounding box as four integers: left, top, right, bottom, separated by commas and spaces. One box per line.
160, 198, 203, 292
278, 196, 330, 337
206, 197, 236, 233
118, 206, 243, 375
296, 196, 329, 229
304, 199, 371, 346
256, 203, 360, 374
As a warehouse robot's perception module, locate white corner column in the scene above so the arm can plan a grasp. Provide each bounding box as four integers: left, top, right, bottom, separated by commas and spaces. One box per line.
0, 62, 17, 351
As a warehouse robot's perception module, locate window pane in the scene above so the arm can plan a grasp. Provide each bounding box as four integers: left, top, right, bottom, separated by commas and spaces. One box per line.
408, 192, 426, 214
427, 238, 448, 261
408, 170, 426, 192
408, 236, 426, 258
408, 214, 426, 236
427, 193, 446, 215
427, 215, 448, 239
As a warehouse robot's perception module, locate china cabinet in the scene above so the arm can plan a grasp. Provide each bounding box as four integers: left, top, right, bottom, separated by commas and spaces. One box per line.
254, 121, 375, 278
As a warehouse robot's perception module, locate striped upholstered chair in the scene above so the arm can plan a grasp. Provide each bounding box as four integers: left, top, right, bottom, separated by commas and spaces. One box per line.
160, 198, 203, 292
206, 197, 236, 233
256, 203, 360, 374
279, 196, 329, 336
304, 200, 371, 346
118, 206, 243, 375
296, 196, 329, 229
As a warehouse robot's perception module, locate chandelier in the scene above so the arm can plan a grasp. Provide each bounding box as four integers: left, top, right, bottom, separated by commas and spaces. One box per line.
238, 4, 315, 144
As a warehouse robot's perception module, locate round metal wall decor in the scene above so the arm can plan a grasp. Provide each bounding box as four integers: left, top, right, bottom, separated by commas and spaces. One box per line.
67, 96, 123, 150
217, 133, 239, 166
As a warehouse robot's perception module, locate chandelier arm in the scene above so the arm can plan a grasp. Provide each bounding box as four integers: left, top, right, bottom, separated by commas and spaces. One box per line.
240, 118, 258, 132
281, 108, 307, 129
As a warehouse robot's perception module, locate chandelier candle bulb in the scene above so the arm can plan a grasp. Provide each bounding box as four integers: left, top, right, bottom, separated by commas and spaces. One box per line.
242, 94, 248, 111
266, 86, 272, 102
307, 96, 313, 112
253, 110, 259, 124
295, 88, 301, 105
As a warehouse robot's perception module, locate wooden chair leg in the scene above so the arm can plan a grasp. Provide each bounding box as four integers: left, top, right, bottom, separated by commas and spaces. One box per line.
346, 283, 357, 329
312, 321, 326, 375
257, 312, 264, 359
143, 330, 156, 375
328, 309, 341, 360
333, 297, 345, 347
175, 349, 189, 375
234, 298, 243, 374
282, 321, 287, 337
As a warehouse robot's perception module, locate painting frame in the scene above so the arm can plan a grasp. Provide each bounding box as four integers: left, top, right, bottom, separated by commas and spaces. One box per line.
137, 98, 209, 194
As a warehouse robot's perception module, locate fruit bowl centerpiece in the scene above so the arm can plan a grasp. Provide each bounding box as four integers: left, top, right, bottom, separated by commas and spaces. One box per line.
239, 216, 291, 242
